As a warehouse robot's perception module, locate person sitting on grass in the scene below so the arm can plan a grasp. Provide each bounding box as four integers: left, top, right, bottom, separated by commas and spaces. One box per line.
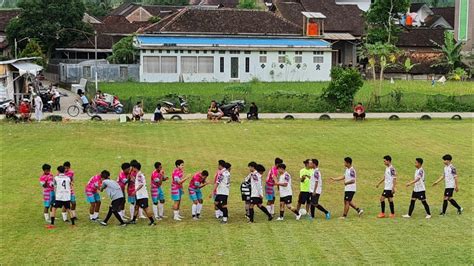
247, 102, 259, 120
132, 102, 144, 121
5, 102, 17, 120
228, 106, 241, 123
353, 102, 366, 120
153, 103, 164, 122
19, 98, 31, 122
207, 100, 223, 121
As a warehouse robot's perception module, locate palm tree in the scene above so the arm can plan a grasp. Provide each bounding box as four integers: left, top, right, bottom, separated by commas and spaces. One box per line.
431, 31, 464, 73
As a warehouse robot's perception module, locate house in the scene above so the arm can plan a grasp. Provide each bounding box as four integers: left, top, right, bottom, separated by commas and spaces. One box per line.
454, 0, 473, 52
188, 0, 239, 8
109, 2, 183, 23
0, 57, 43, 102
335, 0, 371, 11
269, 0, 364, 67
135, 8, 332, 82
408, 3, 454, 29
0, 10, 20, 59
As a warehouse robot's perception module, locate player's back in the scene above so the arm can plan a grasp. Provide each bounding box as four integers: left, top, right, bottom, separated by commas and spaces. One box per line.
55, 174, 71, 201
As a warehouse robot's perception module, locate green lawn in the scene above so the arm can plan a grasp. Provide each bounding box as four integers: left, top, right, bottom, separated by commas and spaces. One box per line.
1, 119, 473, 264
97, 81, 474, 113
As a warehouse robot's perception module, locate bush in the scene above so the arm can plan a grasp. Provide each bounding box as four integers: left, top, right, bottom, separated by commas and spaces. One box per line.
322, 67, 363, 110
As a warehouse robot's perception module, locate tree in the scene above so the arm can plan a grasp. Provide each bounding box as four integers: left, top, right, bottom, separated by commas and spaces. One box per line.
84, 0, 114, 17
365, 0, 410, 44
107, 36, 138, 64
6, 0, 90, 60
322, 67, 364, 109
431, 30, 464, 73
400, 57, 419, 80
18, 39, 46, 67
238, 0, 257, 9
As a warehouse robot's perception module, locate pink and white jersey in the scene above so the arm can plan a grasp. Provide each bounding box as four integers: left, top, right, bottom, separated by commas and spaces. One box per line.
117, 171, 128, 190
265, 166, 277, 195
213, 169, 222, 195
189, 172, 203, 191
171, 168, 183, 195
127, 170, 137, 196
64, 169, 75, 196
85, 174, 101, 193
151, 169, 165, 189
39, 173, 54, 200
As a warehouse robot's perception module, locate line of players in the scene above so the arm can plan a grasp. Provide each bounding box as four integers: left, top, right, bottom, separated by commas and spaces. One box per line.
39, 154, 463, 228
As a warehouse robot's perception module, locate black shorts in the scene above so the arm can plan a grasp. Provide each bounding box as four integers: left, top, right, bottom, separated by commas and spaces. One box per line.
215, 195, 228, 205
411, 191, 426, 200
53, 200, 71, 209
250, 197, 263, 205
344, 191, 355, 201
444, 188, 454, 197
298, 192, 311, 204
280, 196, 292, 204
111, 198, 125, 212
310, 194, 321, 205
241, 194, 250, 202
137, 198, 149, 209
381, 190, 394, 198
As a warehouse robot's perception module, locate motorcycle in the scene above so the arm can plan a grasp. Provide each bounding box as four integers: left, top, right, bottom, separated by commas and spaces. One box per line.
217, 99, 245, 117
87, 94, 124, 115
39, 92, 54, 113
0, 99, 12, 114
160, 96, 189, 114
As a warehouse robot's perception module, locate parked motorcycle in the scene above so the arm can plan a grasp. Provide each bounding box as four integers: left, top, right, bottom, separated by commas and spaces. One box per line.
87, 94, 124, 115
217, 99, 245, 117
160, 96, 189, 114
0, 99, 12, 114
39, 92, 53, 113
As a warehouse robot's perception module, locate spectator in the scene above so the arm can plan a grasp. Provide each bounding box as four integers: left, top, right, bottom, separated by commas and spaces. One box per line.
153, 103, 164, 122
229, 106, 241, 123
5, 102, 17, 120
78, 91, 89, 113
19, 98, 31, 122
207, 100, 223, 121
132, 101, 144, 121
353, 102, 366, 120
247, 102, 259, 120
51, 86, 61, 111
34, 93, 43, 122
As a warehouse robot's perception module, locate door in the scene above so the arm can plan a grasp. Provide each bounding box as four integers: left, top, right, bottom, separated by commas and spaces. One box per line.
231, 57, 239, 79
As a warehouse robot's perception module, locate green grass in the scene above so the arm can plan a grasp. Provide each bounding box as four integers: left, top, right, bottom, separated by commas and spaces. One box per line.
97, 81, 474, 113
1, 119, 473, 264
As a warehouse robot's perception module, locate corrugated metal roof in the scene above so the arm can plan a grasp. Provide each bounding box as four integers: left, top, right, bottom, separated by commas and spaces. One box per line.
323, 32, 356, 40
136, 35, 331, 48
301, 11, 326, 19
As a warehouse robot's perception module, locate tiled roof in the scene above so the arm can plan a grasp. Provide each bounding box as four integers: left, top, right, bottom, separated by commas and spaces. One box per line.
431, 7, 455, 27
188, 0, 239, 7
397, 28, 446, 48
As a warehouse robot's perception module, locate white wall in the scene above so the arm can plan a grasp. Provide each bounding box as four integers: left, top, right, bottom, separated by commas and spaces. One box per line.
139, 49, 332, 83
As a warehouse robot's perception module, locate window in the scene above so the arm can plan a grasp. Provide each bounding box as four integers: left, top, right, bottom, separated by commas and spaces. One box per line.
313, 51, 323, 55
278, 51, 286, 55
295, 51, 303, 55
161, 56, 177, 73
259, 51, 267, 54
244, 51, 251, 54
259, 56, 267, 63
294, 56, 303, 63
143, 56, 160, 73
158, 50, 162, 53
219, 51, 225, 54
188, 50, 192, 54
278, 56, 286, 63
179, 50, 184, 53
83, 66, 91, 78
313, 56, 324, 63
150, 50, 154, 54
220, 57, 225, 73
245, 57, 250, 73
203, 51, 207, 54
230, 50, 240, 54
181, 56, 197, 73
196, 50, 199, 54
198, 57, 214, 73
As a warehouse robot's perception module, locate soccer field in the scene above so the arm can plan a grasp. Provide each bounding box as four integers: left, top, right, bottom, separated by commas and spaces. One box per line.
1, 119, 472, 264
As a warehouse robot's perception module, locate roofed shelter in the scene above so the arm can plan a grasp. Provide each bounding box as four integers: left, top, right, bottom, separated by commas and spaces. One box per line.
0, 57, 43, 103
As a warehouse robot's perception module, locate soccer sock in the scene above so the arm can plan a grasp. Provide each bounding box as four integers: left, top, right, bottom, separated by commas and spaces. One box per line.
174, 210, 179, 219
421, 201, 431, 215
291, 208, 299, 216
158, 203, 164, 217
44, 213, 50, 222
317, 205, 329, 214
153, 205, 158, 218
310, 205, 315, 218
148, 216, 155, 223
266, 205, 271, 214
381, 201, 386, 213
93, 212, 99, 219
113, 211, 125, 224
197, 203, 203, 215
62, 212, 68, 221
222, 207, 228, 218
449, 199, 461, 210
103, 207, 113, 223
271, 204, 275, 215
89, 213, 94, 220
280, 211, 284, 218
249, 208, 255, 222
218, 209, 223, 216
259, 205, 271, 217
71, 217, 75, 225
130, 205, 135, 217
408, 200, 416, 216
215, 210, 220, 218
389, 202, 394, 214
192, 204, 197, 216
442, 200, 448, 214
51, 217, 55, 225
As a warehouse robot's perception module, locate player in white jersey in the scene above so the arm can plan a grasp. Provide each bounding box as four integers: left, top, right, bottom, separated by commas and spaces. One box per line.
129, 162, 156, 226
248, 164, 273, 223
275, 164, 301, 221
403, 158, 432, 219
331, 157, 363, 219
47, 166, 76, 229
212, 162, 231, 223
309, 159, 330, 220
432, 154, 463, 215
375, 155, 397, 218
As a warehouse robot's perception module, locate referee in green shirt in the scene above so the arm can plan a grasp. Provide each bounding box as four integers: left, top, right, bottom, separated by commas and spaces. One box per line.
296, 159, 314, 219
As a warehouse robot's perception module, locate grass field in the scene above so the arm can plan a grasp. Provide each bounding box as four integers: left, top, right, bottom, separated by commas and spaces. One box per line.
1, 119, 473, 264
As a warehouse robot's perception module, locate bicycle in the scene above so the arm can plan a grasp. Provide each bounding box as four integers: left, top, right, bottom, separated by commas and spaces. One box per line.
67, 99, 92, 117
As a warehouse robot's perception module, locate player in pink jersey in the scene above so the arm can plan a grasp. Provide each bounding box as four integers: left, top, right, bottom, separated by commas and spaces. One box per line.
39, 164, 54, 222
85, 173, 102, 221
151, 162, 168, 220
189, 170, 209, 220
265, 157, 282, 216
210, 160, 226, 219
63, 161, 76, 221
171, 159, 189, 221
117, 162, 131, 219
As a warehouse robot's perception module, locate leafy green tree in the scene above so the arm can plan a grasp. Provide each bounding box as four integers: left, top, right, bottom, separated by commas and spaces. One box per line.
365, 0, 410, 44
238, 0, 257, 9
6, 0, 90, 60
107, 36, 137, 64
322, 67, 364, 109
18, 39, 46, 66
431, 30, 464, 72
84, 0, 113, 17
